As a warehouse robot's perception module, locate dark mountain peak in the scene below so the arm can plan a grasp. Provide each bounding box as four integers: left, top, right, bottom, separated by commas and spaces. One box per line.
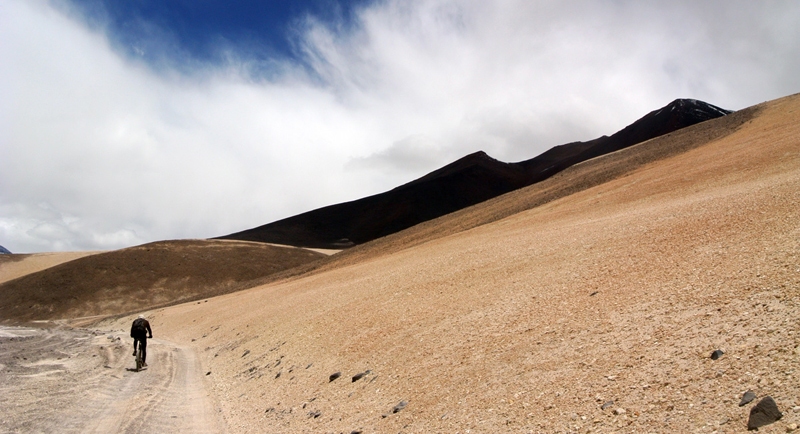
403, 150, 512, 188
669, 98, 731, 113
0, 245, 11, 254
595, 98, 731, 155
650, 99, 733, 123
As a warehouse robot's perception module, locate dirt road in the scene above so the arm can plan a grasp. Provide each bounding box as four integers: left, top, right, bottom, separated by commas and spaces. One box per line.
0, 326, 224, 433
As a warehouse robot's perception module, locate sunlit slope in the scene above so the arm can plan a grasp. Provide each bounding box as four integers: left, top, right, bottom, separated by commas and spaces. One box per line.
0, 251, 101, 284
0, 240, 325, 322
145, 93, 799, 432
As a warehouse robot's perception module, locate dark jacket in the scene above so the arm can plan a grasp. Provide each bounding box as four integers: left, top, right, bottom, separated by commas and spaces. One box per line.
130, 318, 153, 339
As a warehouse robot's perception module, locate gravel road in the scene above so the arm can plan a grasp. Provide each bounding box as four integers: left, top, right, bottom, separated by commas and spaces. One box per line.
0, 325, 224, 433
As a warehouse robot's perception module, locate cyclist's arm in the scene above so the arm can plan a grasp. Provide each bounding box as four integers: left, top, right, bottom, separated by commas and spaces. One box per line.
146, 322, 153, 339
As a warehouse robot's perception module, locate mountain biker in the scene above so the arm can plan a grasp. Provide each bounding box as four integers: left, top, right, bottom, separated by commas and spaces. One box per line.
130, 315, 153, 367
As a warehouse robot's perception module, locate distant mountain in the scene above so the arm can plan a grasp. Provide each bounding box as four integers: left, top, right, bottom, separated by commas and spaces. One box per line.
0, 245, 11, 254
219, 99, 731, 249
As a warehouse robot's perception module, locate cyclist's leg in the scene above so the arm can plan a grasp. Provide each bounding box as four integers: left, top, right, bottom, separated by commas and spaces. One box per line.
141, 338, 147, 365
133, 338, 138, 356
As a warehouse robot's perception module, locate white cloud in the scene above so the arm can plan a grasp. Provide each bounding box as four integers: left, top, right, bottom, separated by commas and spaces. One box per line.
1, 0, 799, 252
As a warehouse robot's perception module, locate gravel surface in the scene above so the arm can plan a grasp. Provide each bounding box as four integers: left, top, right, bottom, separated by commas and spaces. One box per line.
144, 93, 799, 432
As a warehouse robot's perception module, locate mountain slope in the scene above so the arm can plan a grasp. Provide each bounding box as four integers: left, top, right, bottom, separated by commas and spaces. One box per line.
143, 93, 800, 433
219, 99, 731, 249
0, 240, 325, 322
0, 251, 101, 285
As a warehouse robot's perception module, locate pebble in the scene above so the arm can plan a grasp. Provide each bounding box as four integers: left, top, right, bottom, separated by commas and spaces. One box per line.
613, 408, 626, 415
710, 349, 724, 360
392, 400, 408, 414
352, 370, 371, 382
329, 372, 342, 382
601, 401, 615, 410
786, 423, 798, 432
739, 390, 757, 407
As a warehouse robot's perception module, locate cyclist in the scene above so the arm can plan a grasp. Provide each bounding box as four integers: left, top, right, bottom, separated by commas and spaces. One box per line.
130, 315, 153, 367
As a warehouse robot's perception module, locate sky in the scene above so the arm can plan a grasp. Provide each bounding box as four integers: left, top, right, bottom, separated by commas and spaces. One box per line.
1, 0, 799, 253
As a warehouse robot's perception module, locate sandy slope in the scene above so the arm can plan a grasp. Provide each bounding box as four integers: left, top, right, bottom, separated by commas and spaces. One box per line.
0, 251, 101, 284
136, 93, 799, 433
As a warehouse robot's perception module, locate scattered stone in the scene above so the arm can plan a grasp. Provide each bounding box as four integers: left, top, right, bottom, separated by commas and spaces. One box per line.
786, 423, 797, 432
740, 390, 757, 407
275, 371, 281, 379
350, 431, 363, 434
711, 349, 724, 360
747, 396, 783, 430
392, 400, 408, 414
601, 401, 615, 410
793, 406, 800, 413
352, 370, 371, 382
206, 371, 211, 376
329, 372, 341, 382
265, 407, 275, 413
241, 350, 250, 357
590, 291, 599, 296
613, 408, 626, 415
308, 410, 321, 419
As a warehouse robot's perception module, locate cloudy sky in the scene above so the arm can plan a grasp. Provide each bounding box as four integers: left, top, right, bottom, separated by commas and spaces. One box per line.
1, 0, 799, 253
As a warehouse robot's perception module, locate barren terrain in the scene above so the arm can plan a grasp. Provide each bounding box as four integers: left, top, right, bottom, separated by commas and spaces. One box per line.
150, 93, 800, 433
0, 251, 100, 284
0, 239, 326, 322
1, 93, 799, 433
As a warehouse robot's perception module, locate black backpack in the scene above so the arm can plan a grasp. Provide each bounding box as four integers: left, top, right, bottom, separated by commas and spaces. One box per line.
132, 318, 147, 333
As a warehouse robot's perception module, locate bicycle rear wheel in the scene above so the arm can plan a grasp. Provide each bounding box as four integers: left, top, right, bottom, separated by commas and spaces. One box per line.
136, 348, 143, 371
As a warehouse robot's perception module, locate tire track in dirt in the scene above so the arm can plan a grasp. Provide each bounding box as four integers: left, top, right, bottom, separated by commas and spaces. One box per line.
81, 338, 224, 434
0, 327, 223, 433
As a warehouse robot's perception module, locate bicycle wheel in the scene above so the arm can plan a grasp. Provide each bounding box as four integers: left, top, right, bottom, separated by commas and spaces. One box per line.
136, 348, 143, 371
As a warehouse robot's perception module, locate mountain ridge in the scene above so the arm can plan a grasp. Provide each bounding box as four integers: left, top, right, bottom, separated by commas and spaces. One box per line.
218, 99, 732, 248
